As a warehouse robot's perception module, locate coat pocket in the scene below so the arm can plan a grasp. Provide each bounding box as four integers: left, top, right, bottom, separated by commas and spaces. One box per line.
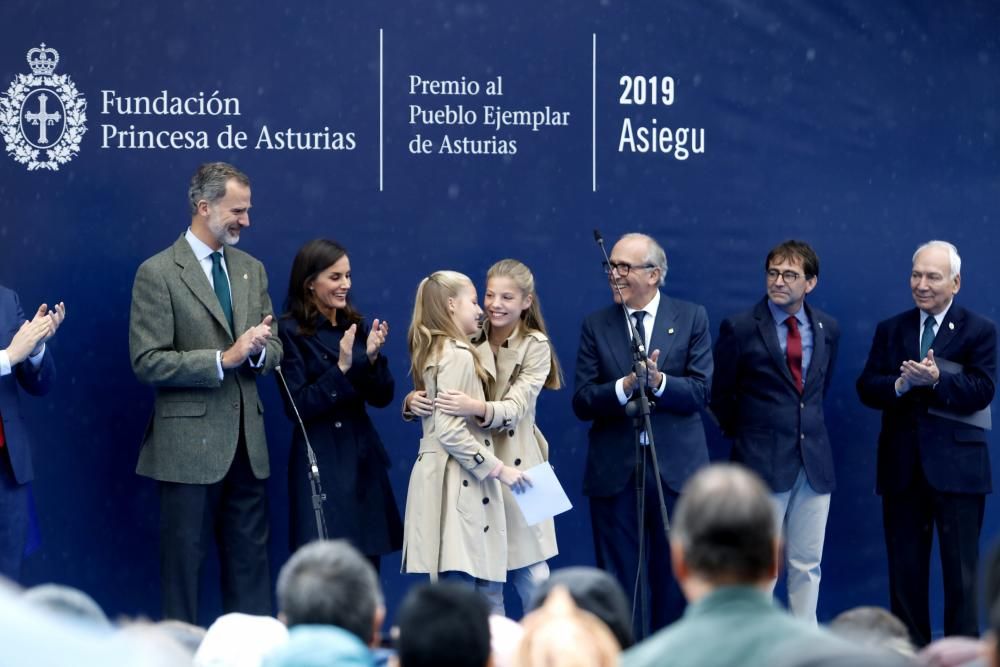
954, 429, 987, 444
158, 401, 207, 418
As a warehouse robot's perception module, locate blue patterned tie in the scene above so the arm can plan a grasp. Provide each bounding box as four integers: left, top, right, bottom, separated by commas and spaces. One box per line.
919, 316, 936, 359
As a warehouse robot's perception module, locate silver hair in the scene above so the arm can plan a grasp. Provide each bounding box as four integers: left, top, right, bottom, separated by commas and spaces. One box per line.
913, 240, 961, 279
619, 232, 668, 286
187, 162, 249, 215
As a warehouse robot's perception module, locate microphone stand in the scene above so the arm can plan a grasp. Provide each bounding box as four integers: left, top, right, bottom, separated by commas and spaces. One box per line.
275, 365, 329, 541
593, 230, 671, 639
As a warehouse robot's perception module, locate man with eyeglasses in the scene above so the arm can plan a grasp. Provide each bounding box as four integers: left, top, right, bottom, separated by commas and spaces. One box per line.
573, 232, 713, 638
857, 240, 996, 646
711, 240, 840, 625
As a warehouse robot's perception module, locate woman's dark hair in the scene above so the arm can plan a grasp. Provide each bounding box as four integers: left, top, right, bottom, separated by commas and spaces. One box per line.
283, 239, 361, 335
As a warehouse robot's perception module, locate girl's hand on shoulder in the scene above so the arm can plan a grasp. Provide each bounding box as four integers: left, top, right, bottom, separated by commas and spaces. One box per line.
406, 389, 435, 417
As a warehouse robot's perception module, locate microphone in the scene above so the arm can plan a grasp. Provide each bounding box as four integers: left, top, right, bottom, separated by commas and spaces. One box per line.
274, 364, 329, 540
593, 229, 604, 246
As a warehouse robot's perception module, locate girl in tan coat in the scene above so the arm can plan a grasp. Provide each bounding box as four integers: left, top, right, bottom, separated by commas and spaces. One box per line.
401, 270, 529, 614
410, 260, 563, 612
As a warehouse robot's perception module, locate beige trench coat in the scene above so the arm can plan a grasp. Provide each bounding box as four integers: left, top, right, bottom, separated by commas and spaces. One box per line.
401, 338, 509, 582
475, 330, 559, 569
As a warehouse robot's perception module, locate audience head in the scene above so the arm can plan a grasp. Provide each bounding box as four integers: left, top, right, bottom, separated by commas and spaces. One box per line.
276, 540, 384, 647
670, 463, 778, 590
527, 566, 634, 649
192, 612, 288, 667
394, 582, 491, 667
284, 238, 361, 333
514, 586, 620, 667
829, 606, 914, 657
22, 583, 111, 629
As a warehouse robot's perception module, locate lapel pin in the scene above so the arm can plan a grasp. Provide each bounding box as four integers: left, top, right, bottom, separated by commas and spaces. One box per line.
243, 273, 248, 280
948, 322, 954, 330
818, 321, 824, 329
668, 327, 675, 335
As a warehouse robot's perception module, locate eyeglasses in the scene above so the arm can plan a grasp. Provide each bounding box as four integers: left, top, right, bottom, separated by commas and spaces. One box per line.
766, 269, 804, 283
603, 261, 656, 277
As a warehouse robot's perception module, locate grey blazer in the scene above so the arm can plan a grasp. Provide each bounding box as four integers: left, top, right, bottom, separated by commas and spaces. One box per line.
129, 234, 282, 484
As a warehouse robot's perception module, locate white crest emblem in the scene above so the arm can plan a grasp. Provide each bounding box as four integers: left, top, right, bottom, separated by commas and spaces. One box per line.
0, 44, 87, 171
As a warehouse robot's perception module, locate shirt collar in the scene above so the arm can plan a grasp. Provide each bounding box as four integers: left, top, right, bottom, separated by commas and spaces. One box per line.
625, 290, 661, 320
767, 298, 806, 327
920, 301, 953, 329
185, 228, 220, 263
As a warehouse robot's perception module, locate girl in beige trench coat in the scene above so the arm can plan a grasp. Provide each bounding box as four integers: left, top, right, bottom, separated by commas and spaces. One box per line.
401, 270, 529, 614
408, 260, 563, 612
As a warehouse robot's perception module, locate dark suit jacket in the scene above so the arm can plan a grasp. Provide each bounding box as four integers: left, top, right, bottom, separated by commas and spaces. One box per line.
129, 234, 282, 484
573, 294, 713, 496
856, 304, 997, 495
712, 299, 840, 494
0, 286, 56, 484
278, 314, 402, 555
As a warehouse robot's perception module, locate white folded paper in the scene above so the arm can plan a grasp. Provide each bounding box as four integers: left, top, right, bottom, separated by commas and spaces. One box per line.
512, 462, 573, 526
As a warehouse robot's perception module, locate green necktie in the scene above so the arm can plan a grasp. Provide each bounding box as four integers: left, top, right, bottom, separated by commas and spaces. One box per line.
211, 251, 235, 336
919, 316, 936, 359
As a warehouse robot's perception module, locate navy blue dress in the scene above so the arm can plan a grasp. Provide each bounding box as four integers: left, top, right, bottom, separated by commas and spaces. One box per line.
277, 314, 403, 556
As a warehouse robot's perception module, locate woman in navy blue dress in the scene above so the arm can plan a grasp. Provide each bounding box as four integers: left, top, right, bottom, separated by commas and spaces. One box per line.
278, 239, 402, 568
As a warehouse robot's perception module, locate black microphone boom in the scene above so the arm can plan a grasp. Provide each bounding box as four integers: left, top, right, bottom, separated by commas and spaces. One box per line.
274, 364, 329, 541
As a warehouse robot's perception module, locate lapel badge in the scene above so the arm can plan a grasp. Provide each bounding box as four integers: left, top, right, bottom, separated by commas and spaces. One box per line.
243, 273, 248, 280
948, 322, 955, 330
818, 321, 824, 329
668, 327, 675, 335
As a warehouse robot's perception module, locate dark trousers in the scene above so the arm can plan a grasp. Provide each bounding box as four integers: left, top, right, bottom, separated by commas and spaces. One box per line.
882, 463, 985, 647
0, 447, 27, 581
159, 435, 271, 623
590, 446, 683, 640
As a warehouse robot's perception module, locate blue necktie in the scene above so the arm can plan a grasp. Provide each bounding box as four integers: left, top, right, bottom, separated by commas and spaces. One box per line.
920, 316, 936, 359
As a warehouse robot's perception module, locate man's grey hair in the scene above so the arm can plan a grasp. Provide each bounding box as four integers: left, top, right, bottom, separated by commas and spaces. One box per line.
671, 463, 776, 582
619, 232, 668, 286
188, 162, 249, 215
276, 540, 383, 643
913, 240, 961, 279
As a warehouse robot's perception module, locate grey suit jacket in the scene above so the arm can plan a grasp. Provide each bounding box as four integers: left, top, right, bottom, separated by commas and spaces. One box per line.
129, 234, 282, 484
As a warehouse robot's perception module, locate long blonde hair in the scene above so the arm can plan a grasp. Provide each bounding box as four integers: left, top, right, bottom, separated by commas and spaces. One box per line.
407, 270, 488, 390
483, 259, 563, 390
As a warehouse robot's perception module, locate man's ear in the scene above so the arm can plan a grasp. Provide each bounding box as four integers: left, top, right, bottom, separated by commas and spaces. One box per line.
670, 541, 688, 582
371, 605, 386, 648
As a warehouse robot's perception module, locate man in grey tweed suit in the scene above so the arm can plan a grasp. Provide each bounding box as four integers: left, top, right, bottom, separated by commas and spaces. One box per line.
129, 162, 282, 623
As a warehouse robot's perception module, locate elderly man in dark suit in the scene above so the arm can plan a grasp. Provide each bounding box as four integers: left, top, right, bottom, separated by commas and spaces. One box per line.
129, 162, 282, 623
0, 291, 63, 580
857, 240, 996, 646
712, 240, 839, 624
573, 232, 713, 638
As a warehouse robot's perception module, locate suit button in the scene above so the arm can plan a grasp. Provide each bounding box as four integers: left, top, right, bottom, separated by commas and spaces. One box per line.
482, 498, 489, 505
232, 402, 239, 409
800, 433, 805, 440
514, 458, 522, 466
334, 421, 342, 428
484, 439, 491, 447
331, 391, 337, 399
483, 526, 489, 532
800, 402, 805, 409
463, 480, 469, 487
508, 430, 515, 437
